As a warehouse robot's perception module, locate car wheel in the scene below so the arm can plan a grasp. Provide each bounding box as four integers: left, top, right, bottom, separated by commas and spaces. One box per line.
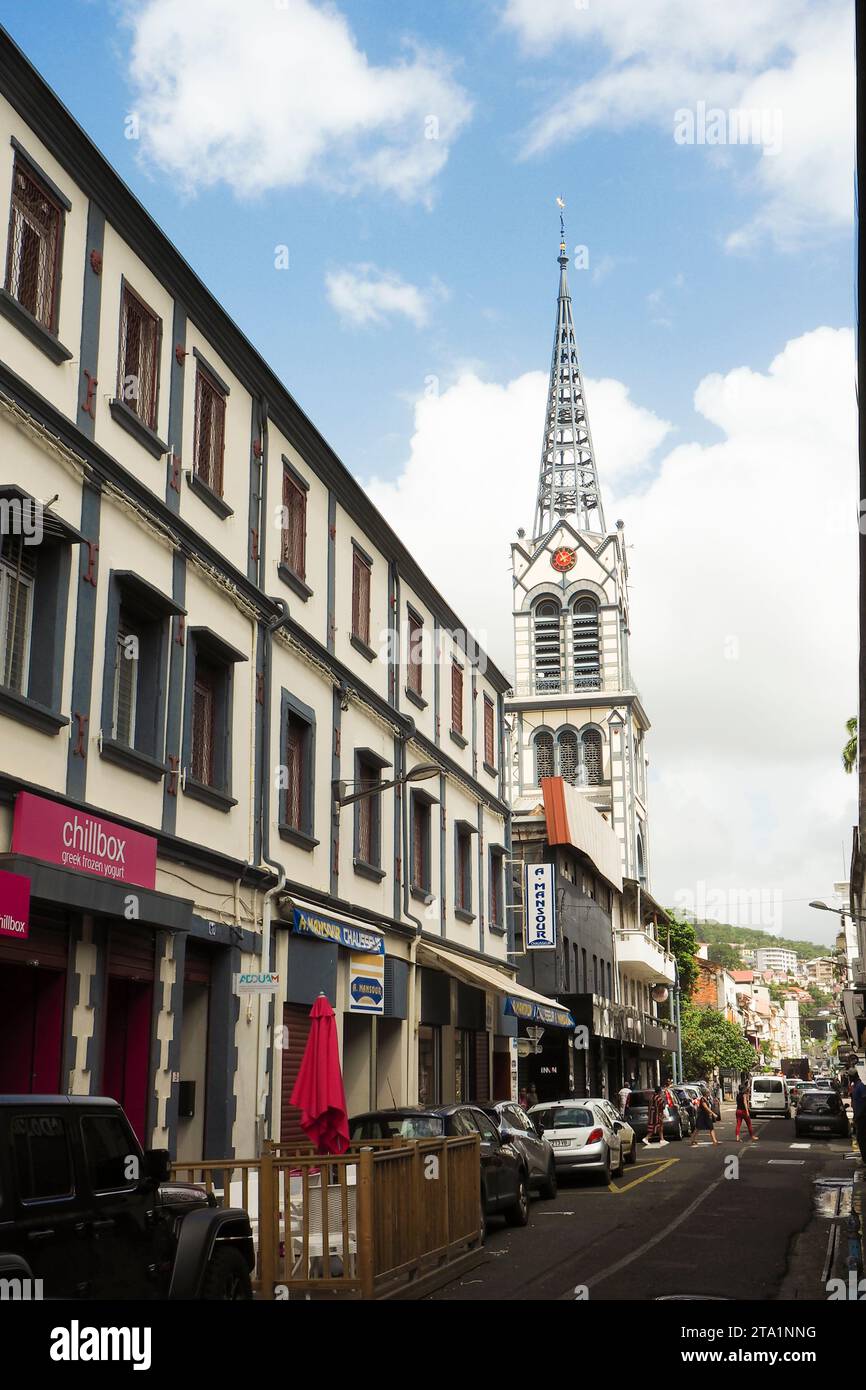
598, 1147, 612, 1184
505, 1172, 530, 1227
626, 1137, 637, 1165
671, 1121, 683, 1142
200, 1247, 252, 1301
613, 1142, 625, 1177
539, 1159, 558, 1200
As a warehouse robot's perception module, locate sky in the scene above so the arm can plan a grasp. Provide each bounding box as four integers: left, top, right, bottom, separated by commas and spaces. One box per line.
2, 0, 857, 945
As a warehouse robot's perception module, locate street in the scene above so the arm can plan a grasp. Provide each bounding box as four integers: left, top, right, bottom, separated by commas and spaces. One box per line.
431, 1103, 861, 1301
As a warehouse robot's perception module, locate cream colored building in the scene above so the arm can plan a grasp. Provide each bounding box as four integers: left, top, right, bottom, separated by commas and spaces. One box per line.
0, 32, 565, 1158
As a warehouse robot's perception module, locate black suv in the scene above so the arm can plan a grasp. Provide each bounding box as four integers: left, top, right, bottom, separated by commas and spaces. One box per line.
0, 1095, 255, 1299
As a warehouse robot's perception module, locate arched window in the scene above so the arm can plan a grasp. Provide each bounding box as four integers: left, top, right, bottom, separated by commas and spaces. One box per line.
535, 731, 554, 782
558, 728, 579, 784
572, 596, 600, 690
636, 830, 646, 885
533, 599, 562, 694
582, 728, 603, 785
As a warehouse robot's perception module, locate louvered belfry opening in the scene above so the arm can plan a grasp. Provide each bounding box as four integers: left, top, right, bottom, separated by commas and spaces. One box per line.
535, 731, 554, 782
582, 728, 603, 785
281, 467, 306, 579
559, 728, 579, 784
0, 530, 36, 694
5, 156, 61, 330
533, 599, 561, 693
194, 368, 226, 495
572, 596, 600, 689
118, 285, 160, 428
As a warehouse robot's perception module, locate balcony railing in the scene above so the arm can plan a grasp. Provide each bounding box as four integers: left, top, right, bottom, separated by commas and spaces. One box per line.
615, 928, 677, 985
512, 669, 644, 701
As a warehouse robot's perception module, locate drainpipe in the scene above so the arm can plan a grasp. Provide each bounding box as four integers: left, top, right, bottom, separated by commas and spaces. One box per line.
255, 594, 291, 1153
400, 719, 423, 1104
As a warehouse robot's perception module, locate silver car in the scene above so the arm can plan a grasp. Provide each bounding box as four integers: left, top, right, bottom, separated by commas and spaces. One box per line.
529, 1099, 634, 1182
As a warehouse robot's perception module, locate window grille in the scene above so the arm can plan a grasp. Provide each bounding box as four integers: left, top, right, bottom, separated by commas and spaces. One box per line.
193, 369, 226, 495
118, 286, 160, 428
281, 469, 306, 579
582, 728, 603, 784
284, 716, 305, 829
572, 596, 600, 689
533, 599, 561, 693
535, 731, 554, 781
112, 610, 140, 745
5, 158, 61, 330
0, 532, 35, 693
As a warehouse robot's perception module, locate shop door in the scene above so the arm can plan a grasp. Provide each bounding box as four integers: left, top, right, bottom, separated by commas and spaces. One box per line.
280, 1002, 313, 1150
102, 927, 155, 1145
0, 922, 68, 1094
177, 940, 212, 1163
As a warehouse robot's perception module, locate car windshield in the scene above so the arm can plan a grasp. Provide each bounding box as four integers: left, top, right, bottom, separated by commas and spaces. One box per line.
538, 1107, 594, 1130
798, 1093, 841, 1113
626, 1094, 651, 1110
399, 1116, 445, 1137
753, 1079, 783, 1093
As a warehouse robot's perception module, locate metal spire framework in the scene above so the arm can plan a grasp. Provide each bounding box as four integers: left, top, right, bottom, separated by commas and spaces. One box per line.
533, 200, 606, 538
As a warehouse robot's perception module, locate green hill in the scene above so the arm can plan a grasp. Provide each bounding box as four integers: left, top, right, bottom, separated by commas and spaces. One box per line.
669, 917, 827, 962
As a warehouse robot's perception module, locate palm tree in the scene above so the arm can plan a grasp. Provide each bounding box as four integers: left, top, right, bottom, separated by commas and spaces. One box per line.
842, 716, 857, 774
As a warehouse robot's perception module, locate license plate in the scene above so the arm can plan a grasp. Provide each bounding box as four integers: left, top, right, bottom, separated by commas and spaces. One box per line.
551, 1139, 572, 1149
812, 1125, 831, 1132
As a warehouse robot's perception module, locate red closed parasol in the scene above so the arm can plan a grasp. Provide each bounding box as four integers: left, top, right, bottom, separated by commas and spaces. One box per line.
289, 993, 350, 1154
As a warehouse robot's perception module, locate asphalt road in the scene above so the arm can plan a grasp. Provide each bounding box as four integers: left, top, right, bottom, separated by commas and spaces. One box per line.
431, 1103, 860, 1301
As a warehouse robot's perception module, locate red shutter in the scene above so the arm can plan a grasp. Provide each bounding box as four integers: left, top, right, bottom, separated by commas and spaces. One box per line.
352, 553, 371, 645
282, 470, 306, 579
280, 1003, 313, 1150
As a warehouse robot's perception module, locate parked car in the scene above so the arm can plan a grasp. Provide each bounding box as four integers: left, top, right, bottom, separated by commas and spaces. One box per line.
794, 1089, 851, 1139
0, 1095, 255, 1299
625, 1089, 688, 1141
348, 1105, 530, 1228
585, 1097, 638, 1163
477, 1101, 558, 1199
529, 1099, 633, 1181
786, 1078, 807, 1107
749, 1076, 791, 1118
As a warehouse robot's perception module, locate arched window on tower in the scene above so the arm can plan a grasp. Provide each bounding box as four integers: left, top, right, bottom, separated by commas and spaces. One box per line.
558, 728, 579, 784
534, 731, 554, 782
533, 599, 562, 694
572, 596, 600, 690
582, 728, 603, 785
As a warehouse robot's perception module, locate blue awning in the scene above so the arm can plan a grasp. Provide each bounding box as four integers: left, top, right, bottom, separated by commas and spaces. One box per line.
505, 997, 575, 1030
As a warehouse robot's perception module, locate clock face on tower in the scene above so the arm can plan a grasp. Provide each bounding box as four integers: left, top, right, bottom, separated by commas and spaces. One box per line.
551, 546, 577, 574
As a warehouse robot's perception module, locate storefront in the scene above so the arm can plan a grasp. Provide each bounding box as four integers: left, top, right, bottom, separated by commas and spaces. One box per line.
0, 869, 68, 1094
276, 901, 409, 1142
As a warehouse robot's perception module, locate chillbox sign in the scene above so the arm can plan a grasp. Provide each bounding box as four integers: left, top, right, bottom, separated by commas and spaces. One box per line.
0, 867, 30, 939
11, 791, 157, 890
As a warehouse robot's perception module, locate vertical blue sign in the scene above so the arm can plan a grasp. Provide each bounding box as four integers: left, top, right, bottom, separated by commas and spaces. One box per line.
525, 863, 557, 949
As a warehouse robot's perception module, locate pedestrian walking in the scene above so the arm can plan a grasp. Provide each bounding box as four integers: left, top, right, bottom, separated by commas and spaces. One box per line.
734, 1079, 757, 1141
689, 1090, 719, 1146
618, 1082, 631, 1115
851, 1072, 866, 1165
525, 1083, 538, 1111
642, 1085, 669, 1146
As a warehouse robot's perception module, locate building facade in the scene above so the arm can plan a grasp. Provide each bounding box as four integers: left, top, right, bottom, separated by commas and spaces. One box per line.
506, 221, 676, 1097
0, 31, 569, 1156
754, 947, 798, 976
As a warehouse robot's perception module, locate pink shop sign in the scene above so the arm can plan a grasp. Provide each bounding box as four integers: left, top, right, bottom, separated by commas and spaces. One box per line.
0, 867, 30, 939
11, 791, 157, 890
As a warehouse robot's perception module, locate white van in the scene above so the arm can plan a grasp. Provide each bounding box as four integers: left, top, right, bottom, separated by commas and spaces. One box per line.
749, 1076, 790, 1118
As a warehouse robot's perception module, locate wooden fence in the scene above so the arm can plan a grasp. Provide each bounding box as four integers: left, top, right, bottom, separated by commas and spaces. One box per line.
171, 1134, 482, 1299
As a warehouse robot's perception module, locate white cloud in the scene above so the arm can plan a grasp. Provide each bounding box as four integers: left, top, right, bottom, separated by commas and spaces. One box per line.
363, 326, 857, 938
503, 0, 853, 250
122, 0, 472, 202
325, 264, 433, 327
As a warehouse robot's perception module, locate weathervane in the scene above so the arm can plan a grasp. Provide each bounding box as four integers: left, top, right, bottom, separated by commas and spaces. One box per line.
556, 195, 566, 249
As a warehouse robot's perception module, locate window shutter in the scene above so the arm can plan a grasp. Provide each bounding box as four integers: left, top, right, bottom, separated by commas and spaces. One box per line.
118, 286, 160, 428
191, 663, 216, 785
5, 158, 62, 330
282, 470, 306, 579
194, 371, 226, 494
407, 611, 423, 694
484, 696, 494, 766
112, 616, 139, 745
0, 533, 36, 694
572, 597, 600, 689
285, 717, 304, 829
352, 551, 371, 645
451, 662, 463, 734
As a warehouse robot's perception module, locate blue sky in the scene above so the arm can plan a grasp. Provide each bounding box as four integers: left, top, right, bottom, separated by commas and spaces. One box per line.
1, 1, 858, 940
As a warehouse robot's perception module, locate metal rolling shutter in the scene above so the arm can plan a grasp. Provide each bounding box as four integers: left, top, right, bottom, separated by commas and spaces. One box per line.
0, 919, 68, 968
280, 1002, 312, 1150
183, 938, 213, 986
473, 1030, 490, 1102
107, 925, 155, 980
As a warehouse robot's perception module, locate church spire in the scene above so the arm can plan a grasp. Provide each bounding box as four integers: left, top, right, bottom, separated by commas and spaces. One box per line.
533, 199, 606, 538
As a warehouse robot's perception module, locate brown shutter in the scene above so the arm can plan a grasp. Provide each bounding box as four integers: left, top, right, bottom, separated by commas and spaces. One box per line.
183, 939, 213, 986
107, 925, 155, 980
0, 919, 68, 968
407, 610, 423, 694
473, 1031, 490, 1102
451, 662, 463, 734
284, 717, 303, 829
280, 1002, 313, 1149
484, 696, 494, 766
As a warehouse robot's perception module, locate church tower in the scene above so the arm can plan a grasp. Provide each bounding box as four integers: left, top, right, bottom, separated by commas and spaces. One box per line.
507, 211, 652, 891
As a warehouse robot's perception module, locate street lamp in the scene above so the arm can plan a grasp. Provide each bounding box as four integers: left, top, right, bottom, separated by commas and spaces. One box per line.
810, 900, 866, 921
332, 761, 440, 807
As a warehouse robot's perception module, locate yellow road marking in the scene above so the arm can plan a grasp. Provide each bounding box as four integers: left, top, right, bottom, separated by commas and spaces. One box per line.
608, 1157, 679, 1194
